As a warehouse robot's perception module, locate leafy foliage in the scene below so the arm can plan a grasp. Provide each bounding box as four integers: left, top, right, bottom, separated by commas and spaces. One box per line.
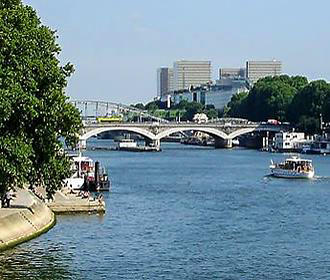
0, 1, 82, 197
226, 75, 330, 133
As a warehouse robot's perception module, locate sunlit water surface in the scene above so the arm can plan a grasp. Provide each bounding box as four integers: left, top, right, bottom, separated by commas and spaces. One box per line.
1, 142, 330, 279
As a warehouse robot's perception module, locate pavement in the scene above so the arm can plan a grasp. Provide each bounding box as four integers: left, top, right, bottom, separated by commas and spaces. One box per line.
0, 188, 55, 251
0, 188, 35, 218
47, 188, 105, 214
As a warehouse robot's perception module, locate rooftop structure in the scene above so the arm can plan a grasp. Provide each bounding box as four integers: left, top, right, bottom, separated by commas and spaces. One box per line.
173, 60, 211, 91
246, 60, 282, 84
219, 68, 245, 80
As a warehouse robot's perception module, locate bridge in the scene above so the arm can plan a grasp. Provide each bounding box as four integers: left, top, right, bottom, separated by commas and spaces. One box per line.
79, 119, 287, 150
71, 100, 288, 150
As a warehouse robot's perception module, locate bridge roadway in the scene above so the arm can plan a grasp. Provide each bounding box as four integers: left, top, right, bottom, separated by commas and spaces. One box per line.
80, 119, 286, 149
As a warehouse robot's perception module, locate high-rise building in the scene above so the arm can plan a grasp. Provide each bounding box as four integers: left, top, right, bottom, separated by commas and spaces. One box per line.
219, 68, 245, 80
157, 67, 173, 98
168, 68, 174, 93
246, 60, 282, 84
173, 60, 211, 91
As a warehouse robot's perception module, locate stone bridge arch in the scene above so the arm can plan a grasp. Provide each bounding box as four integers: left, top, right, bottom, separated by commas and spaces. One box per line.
228, 126, 283, 139
228, 127, 257, 139
155, 127, 230, 141
80, 126, 157, 144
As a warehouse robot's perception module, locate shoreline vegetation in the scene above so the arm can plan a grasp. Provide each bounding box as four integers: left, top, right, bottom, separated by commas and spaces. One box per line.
0, 1, 82, 250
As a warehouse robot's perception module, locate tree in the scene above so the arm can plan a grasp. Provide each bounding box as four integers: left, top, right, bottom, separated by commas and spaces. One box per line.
0, 1, 82, 198
288, 80, 330, 133
183, 101, 204, 120
145, 101, 159, 112
174, 99, 190, 110
227, 91, 248, 117
246, 76, 298, 121
131, 103, 145, 110
227, 75, 304, 121
205, 108, 218, 120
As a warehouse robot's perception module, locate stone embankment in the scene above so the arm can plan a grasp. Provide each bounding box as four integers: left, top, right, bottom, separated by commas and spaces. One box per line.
47, 190, 105, 214
0, 187, 105, 252
0, 189, 55, 252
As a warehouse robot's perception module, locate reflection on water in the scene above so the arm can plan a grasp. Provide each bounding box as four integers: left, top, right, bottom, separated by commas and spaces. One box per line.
2, 142, 330, 279
0, 242, 78, 280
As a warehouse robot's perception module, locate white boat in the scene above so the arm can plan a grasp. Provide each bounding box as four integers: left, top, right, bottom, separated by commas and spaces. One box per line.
269, 156, 315, 179
117, 139, 138, 150
64, 154, 94, 190
64, 153, 110, 191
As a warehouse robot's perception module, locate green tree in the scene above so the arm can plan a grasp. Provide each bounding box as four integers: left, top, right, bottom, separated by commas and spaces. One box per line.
183, 101, 204, 120
228, 75, 304, 121
246, 76, 297, 121
145, 101, 159, 112
0, 1, 82, 198
205, 108, 218, 120
174, 99, 190, 110
227, 91, 248, 117
132, 103, 145, 110
288, 80, 330, 133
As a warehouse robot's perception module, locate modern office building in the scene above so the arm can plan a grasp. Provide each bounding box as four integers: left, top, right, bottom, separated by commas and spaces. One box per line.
246, 60, 282, 84
168, 68, 174, 93
173, 60, 211, 91
219, 68, 245, 80
172, 79, 248, 110
157, 67, 173, 98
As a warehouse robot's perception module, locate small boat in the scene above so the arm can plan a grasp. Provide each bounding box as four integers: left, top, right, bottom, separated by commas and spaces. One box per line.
117, 139, 138, 151
269, 156, 315, 179
64, 153, 110, 191
117, 139, 160, 152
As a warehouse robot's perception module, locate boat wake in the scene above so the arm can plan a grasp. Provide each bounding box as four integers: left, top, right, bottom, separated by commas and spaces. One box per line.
313, 175, 330, 181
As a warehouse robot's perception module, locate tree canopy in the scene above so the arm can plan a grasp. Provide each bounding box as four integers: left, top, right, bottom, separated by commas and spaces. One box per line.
0, 1, 82, 197
226, 75, 330, 133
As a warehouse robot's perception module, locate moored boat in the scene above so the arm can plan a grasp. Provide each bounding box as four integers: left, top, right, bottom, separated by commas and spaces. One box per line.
64, 153, 110, 191
269, 156, 315, 179
116, 139, 160, 152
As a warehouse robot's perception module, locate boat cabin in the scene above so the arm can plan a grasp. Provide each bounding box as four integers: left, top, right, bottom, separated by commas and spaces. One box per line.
280, 158, 313, 172
70, 155, 94, 178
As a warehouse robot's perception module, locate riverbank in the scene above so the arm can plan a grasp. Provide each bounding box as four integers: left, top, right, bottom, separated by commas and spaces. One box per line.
0, 188, 56, 252
47, 190, 106, 214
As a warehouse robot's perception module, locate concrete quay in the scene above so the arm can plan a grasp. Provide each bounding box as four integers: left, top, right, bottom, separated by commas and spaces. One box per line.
0, 189, 56, 252
47, 190, 106, 214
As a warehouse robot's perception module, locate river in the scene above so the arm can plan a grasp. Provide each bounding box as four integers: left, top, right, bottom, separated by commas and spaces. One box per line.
1, 141, 330, 279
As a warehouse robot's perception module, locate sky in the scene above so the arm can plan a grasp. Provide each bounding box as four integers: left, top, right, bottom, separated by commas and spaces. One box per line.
23, 0, 330, 104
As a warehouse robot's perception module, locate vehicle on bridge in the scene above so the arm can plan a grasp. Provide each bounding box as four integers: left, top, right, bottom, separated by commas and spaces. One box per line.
267, 119, 281, 125
96, 114, 123, 123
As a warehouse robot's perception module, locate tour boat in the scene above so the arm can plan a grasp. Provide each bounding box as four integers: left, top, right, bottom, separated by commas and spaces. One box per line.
269, 156, 315, 179
64, 153, 110, 191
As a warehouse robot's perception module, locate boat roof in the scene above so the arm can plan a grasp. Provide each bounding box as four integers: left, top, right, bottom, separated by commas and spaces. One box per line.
71, 156, 93, 162
120, 139, 135, 142
285, 158, 312, 163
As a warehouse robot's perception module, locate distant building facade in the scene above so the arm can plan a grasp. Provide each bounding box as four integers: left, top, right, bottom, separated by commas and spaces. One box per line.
173, 60, 211, 91
157, 67, 170, 98
168, 68, 174, 93
172, 79, 248, 110
219, 68, 245, 80
246, 60, 282, 84
273, 132, 309, 152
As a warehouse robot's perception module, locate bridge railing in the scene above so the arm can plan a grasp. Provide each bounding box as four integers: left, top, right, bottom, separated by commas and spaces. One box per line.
70, 100, 169, 123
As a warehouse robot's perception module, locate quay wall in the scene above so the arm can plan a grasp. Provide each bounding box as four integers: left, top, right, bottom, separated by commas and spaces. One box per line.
0, 194, 55, 252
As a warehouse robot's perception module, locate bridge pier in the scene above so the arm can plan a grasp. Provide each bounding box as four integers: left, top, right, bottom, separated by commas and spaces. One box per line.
214, 138, 232, 149
145, 139, 161, 151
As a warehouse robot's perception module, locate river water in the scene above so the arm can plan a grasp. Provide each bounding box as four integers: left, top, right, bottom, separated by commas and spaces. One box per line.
1, 141, 330, 279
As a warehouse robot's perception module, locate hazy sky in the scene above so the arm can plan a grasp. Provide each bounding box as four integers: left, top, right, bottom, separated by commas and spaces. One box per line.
23, 0, 330, 104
